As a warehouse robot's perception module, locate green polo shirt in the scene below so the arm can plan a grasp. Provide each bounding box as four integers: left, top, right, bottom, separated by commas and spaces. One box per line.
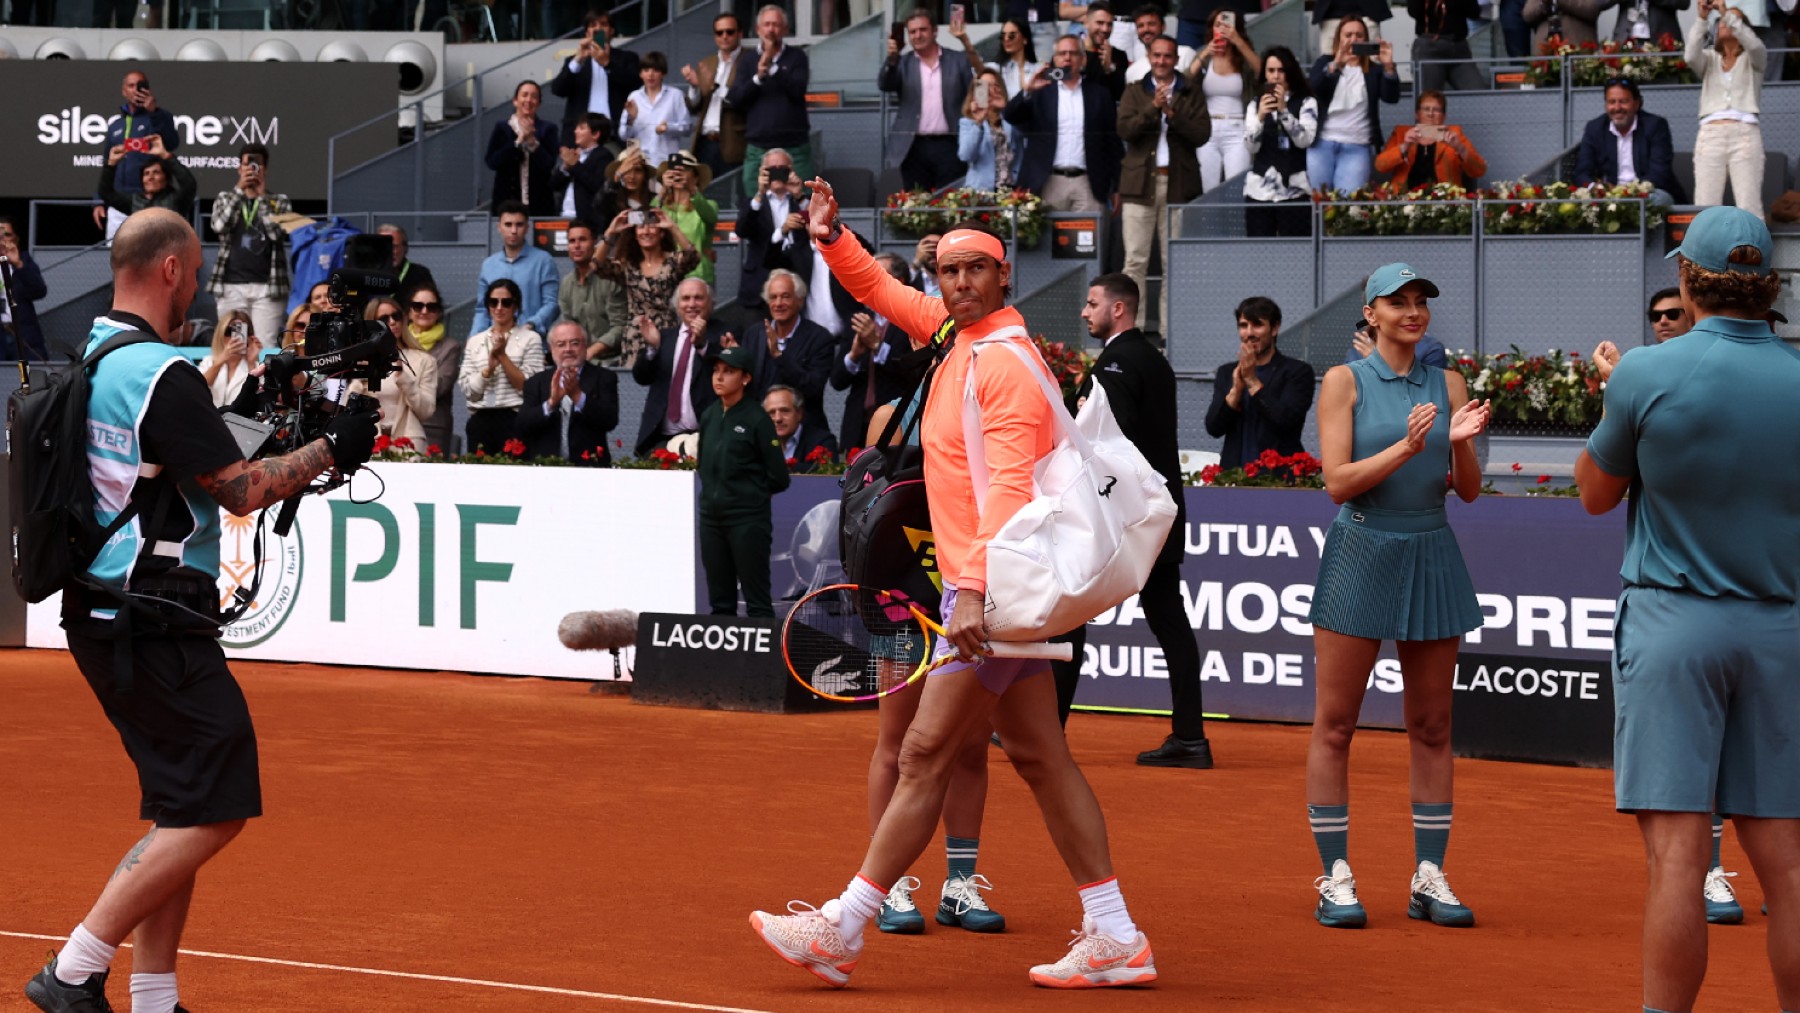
1586, 315, 1800, 602
697, 396, 791, 520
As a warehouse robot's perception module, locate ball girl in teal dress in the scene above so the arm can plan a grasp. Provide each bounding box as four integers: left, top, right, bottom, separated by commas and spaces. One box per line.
1303, 264, 1491, 930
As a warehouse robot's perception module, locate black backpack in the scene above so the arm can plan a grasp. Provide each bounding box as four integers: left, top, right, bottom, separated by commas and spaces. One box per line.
7, 331, 161, 603
838, 318, 955, 629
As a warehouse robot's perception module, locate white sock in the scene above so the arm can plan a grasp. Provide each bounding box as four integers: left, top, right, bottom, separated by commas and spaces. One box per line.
828, 875, 888, 949
55, 924, 118, 984
1078, 876, 1138, 943
130, 972, 179, 1013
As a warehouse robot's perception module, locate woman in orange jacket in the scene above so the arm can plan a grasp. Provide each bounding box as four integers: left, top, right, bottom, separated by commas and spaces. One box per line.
1373, 90, 1488, 190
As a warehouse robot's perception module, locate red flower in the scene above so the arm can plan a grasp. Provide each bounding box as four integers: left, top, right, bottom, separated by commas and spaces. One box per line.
372, 434, 392, 454
1511, 462, 1523, 473
615, 439, 625, 449
1537, 475, 1551, 484
1198, 464, 1221, 485
475, 449, 487, 458
391, 436, 414, 449
1258, 448, 1282, 468
1244, 462, 1261, 478
805, 445, 833, 463
427, 443, 443, 456
502, 438, 527, 457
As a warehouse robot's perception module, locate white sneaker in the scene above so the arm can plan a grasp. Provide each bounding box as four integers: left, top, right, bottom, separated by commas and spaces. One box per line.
1313, 859, 1367, 928
938, 873, 1005, 931
749, 899, 863, 988
877, 875, 925, 934
1027, 916, 1156, 989
1705, 866, 1744, 924
1408, 860, 1475, 926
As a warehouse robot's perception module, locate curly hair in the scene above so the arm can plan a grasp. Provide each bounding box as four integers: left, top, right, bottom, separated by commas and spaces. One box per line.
1676, 248, 1781, 317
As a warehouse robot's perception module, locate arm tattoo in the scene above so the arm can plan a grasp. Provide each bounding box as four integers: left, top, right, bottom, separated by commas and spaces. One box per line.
196, 440, 335, 516
111, 826, 157, 880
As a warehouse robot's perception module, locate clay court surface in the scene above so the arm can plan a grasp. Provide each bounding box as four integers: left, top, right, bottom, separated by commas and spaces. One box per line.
0, 648, 1780, 1011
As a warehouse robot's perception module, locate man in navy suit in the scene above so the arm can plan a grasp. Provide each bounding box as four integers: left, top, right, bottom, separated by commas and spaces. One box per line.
517, 321, 621, 464
726, 4, 815, 195
1572, 79, 1685, 205
879, 10, 975, 192
550, 10, 641, 138
742, 269, 836, 418
763, 384, 840, 472
1003, 34, 1123, 212
631, 277, 730, 456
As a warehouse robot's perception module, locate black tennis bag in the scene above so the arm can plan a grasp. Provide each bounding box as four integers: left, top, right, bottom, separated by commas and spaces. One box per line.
838, 319, 954, 630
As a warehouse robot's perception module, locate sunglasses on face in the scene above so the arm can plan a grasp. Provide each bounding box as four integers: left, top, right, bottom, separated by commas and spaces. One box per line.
487, 297, 517, 308
410, 300, 441, 312
1001, 31, 1022, 38
715, 27, 739, 34
1647, 307, 1683, 322
377, 313, 401, 325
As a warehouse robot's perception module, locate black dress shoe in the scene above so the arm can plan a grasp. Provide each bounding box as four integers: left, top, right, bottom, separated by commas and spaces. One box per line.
1136, 734, 1215, 769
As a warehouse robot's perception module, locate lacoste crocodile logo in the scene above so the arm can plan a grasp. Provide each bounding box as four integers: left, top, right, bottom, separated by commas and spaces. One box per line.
1098, 476, 1118, 497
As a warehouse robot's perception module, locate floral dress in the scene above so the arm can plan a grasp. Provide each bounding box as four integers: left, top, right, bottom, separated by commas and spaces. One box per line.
596, 247, 701, 366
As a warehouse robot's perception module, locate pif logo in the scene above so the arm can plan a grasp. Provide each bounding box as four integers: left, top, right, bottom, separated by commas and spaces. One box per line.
217, 510, 303, 649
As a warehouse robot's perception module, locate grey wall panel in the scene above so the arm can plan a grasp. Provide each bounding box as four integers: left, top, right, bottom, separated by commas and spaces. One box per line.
810, 106, 890, 179
1436, 90, 1569, 184
1321, 236, 1477, 354
1482, 236, 1645, 358
1164, 238, 1314, 375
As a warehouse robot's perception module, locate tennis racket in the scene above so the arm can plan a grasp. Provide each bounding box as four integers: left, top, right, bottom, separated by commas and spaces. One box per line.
781, 583, 1074, 703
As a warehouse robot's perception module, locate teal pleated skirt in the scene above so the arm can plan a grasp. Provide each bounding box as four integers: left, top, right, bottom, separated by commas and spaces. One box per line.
1308, 504, 1483, 642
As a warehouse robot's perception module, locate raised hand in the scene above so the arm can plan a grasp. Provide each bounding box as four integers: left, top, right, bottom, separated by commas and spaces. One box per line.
805, 178, 840, 241
681, 63, 700, 87
1401, 402, 1438, 454
639, 315, 662, 349
1449, 399, 1490, 443
1592, 340, 1621, 380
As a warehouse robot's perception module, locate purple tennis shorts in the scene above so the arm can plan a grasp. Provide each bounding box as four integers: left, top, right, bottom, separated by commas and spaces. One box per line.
929, 587, 1054, 695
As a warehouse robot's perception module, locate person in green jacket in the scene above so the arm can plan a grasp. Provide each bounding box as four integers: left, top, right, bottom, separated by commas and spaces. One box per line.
697, 344, 791, 616
654, 150, 719, 284
97, 137, 197, 222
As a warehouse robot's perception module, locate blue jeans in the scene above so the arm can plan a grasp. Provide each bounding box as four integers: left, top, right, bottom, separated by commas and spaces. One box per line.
1499, 0, 1532, 57
1307, 139, 1373, 195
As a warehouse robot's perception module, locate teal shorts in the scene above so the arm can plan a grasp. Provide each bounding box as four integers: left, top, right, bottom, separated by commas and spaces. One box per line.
1612, 586, 1800, 817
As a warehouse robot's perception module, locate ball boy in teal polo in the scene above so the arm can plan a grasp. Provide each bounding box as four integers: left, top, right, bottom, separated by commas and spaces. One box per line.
1575, 206, 1800, 1013
697, 344, 791, 617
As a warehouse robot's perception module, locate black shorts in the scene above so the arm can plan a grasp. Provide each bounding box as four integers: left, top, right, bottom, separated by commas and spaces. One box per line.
66, 632, 263, 828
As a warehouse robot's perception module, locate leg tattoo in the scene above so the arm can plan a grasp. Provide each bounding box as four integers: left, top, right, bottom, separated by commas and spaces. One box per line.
111, 827, 158, 880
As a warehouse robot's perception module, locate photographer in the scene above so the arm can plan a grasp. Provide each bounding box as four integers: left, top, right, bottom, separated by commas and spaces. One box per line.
98, 134, 197, 222
94, 70, 181, 238
197, 311, 260, 408
1373, 90, 1488, 190
209, 144, 293, 355
26, 209, 375, 1013
0, 217, 48, 361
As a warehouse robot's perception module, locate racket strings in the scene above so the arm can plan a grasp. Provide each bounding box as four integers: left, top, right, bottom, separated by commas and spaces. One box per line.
784, 586, 934, 701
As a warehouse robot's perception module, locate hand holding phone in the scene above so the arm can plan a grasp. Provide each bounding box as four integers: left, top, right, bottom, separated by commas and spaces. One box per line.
951, 3, 965, 29
628, 210, 646, 226
1350, 41, 1381, 57
123, 136, 151, 154
973, 79, 990, 109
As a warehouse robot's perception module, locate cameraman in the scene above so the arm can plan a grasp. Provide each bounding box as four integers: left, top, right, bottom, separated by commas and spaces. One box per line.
209, 144, 293, 354
0, 216, 48, 361
25, 209, 378, 1013
94, 70, 181, 240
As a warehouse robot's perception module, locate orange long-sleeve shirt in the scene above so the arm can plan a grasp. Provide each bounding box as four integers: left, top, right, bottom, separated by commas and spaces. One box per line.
818, 229, 1057, 595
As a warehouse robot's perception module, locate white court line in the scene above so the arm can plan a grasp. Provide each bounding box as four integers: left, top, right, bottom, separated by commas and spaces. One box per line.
0, 931, 775, 1013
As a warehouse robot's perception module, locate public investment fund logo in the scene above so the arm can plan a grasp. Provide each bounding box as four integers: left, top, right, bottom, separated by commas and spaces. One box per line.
217, 510, 303, 649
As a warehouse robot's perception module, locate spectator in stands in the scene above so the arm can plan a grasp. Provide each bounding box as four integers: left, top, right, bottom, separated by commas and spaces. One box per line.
1244, 46, 1319, 236
729, 4, 815, 196
1005, 34, 1123, 213
1593, 286, 1691, 379
619, 51, 692, 171
1080, 3, 1130, 97
744, 269, 837, 415
459, 278, 548, 454
1126, 4, 1195, 82
553, 112, 613, 231
94, 70, 181, 238
791, 220, 867, 345
1347, 316, 1448, 366
1522, 0, 1606, 48
197, 312, 259, 409
306, 282, 337, 314
1186, 8, 1260, 193
552, 9, 640, 136
633, 276, 729, 456
355, 296, 438, 449
682, 12, 749, 177
963, 16, 1044, 99
281, 305, 312, 354
593, 143, 658, 234
696, 345, 790, 617
471, 201, 561, 339
1312, 0, 1391, 54
1120, 35, 1209, 331
1688, 0, 1768, 219
831, 264, 924, 453
1205, 295, 1315, 466
406, 282, 462, 454
959, 69, 1024, 190
1409, 0, 1484, 93
0, 217, 47, 361
910, 233, 944, 296
734, 147, 807, 313
1308, 20, 1400, 194
559, 220, 630, 363
210, 144, 292, 353
883, 10, 977, 192
98, 136, 196, 222
598, 205, 702, 364
518, 320, 620, 464
655, 150, 719, 284
765, 384, 839, 471
1572, 78, 1686, 204
1374, 90, 1488, 189
377, 224, 437, 304
487, 80, 561, 218
1610, 0, 1688, 45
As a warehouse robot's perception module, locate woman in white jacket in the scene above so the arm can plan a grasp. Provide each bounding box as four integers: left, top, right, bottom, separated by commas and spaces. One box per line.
1687, 0, 1767, 219
354, 296, 438, 449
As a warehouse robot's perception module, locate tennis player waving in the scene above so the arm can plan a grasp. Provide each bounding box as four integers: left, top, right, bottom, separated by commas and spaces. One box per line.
748, 181, 1157, 990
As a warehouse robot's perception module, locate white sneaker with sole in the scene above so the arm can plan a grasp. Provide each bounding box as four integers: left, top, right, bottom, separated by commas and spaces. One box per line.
1027, 916, 1156, 989
749, 899, 863, 988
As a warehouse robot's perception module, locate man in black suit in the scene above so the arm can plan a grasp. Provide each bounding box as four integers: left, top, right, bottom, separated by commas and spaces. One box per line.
1004, 34, 1123, 213
552, 113, 614, 231
1572, 78, 1685, 205
879, 10, 975, 191
550, 10, 641, 137
376, 224, 437, 306
517, 321, 621, 464
830, 257, 924, 451
726, 3, 815, 196
764, 384, 840, 472
1065, 273, 1213, 769
1204, 295, 1314, 467
631, 277, 731, 456
733, 148, 807, 315
743, 269, 837, 419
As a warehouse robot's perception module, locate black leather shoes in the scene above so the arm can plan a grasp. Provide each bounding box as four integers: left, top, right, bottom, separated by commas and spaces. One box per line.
24, 957, 113, 1013
1136, 734, 1215, 769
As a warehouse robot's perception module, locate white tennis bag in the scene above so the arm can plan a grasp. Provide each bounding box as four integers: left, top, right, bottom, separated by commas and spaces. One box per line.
961, 330, 1179, 641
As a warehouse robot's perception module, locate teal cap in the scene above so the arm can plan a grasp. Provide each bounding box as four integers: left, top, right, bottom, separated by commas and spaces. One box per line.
714, 344, 754, 375
1666, 205, 1772, 274
1364, 263, 1441, 305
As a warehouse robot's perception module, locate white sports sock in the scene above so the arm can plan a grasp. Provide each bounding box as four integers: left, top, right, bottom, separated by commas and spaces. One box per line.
55, 924, 118, 984
1078, 876, 1138, 943
829, 875, 888, 949
130, 972, 179, 1013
